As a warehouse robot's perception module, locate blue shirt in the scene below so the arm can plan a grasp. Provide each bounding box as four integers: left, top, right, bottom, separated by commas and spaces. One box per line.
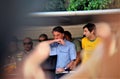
50, 39, 76, 68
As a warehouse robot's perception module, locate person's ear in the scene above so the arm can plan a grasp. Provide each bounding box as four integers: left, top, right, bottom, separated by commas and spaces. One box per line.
91, 30, 95, 35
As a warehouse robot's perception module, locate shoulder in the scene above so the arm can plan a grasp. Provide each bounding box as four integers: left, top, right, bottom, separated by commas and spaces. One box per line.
82, 37, 87, 40
65, 40, 74, 45
64, 40, 75, 48
64, 40, 74, 46
73, 39, 80, 43
81, 37, 88, 42
96, 37, 102, 43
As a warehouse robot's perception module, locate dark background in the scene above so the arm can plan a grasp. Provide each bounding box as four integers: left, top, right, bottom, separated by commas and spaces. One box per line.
0, 0, 49, 67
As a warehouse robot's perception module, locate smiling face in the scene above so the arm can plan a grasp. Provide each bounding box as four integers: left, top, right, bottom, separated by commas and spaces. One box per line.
52, 31, 64, 39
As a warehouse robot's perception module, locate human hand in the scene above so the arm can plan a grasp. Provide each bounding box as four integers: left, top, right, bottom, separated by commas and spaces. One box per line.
66, 61, 75, 70
54, 39, 65, 45
56, 68, 65, 74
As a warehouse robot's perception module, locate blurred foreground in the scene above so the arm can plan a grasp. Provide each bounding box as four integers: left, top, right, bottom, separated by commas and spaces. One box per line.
3, 22, 119, 79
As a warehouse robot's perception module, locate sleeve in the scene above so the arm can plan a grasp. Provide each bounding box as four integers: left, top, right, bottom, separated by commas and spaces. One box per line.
73, 39, 81, 52
69, 44, 76, 61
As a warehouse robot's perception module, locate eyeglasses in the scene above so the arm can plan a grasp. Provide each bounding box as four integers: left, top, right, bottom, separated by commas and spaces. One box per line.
23, 42, 33, 45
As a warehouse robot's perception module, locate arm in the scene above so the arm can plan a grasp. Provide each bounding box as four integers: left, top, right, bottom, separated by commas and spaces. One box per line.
73, 40, 82, 67
74, 51, 81, 66
74, 40, 82, 65
46, 39, 65, 45
23, 42, 51, 79
66, 44, 77, 70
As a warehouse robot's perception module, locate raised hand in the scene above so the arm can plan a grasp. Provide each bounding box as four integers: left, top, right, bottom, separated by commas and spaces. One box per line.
22, 42, 50, 79
54, 39, 65, 45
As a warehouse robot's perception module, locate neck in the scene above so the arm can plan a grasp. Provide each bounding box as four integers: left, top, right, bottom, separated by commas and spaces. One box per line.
88, 35, 96, 41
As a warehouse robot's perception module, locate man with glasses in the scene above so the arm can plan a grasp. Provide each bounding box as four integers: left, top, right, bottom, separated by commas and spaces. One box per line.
16, 37, 33, 67
23, 37, 33, 53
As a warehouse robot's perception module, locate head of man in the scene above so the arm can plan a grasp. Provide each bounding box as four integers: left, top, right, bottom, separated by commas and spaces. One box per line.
38, 34, 48, 42
83, 23, 96, 38
23, 37, 33, 52
64, 31, 72, 41
52, 26, 64, 39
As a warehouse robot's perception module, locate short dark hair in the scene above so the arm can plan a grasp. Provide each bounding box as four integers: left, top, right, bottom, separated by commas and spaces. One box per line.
39, 34, 48, 40
64, 31, 72, 39
52, 26, 64, 34
83, 23, 96, 32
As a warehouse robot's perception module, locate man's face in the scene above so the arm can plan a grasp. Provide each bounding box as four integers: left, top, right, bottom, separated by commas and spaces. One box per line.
52, 31, 64, 39
64, 35, 71, 41
83, 27, 91, 38
39, 37, 46, 42
23, 39, 33, 51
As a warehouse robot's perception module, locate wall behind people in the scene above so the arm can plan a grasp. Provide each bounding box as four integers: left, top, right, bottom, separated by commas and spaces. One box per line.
13, 13, 120, 51
14, 25, 84, 40
13, 25, 84, 50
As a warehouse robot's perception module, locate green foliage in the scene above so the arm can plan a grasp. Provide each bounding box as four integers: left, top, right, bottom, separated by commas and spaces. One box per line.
67, 0, 112, 11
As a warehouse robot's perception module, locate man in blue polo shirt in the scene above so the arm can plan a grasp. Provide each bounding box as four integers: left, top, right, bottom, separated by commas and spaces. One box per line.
48, 26, 76, 79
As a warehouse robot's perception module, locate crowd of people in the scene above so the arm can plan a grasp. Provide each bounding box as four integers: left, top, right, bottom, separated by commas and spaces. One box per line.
3, 23, 103, 79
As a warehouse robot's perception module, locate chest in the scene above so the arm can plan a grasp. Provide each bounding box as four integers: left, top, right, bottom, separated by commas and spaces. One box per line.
57, 45, 70, 54
83, 41, 98, 51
